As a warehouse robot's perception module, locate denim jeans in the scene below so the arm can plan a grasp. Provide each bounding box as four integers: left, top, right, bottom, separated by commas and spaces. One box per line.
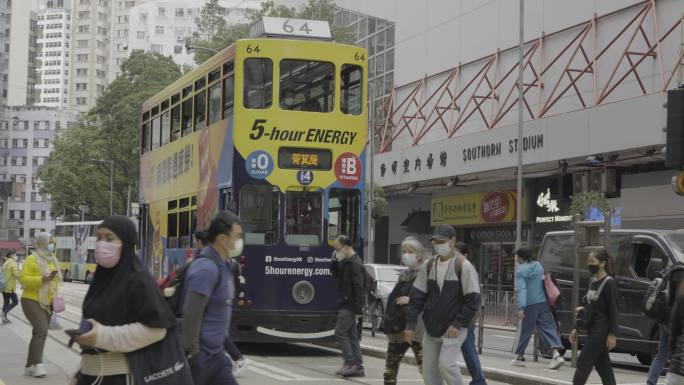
190, 350, 238, 385
462, 325, 487, 385
647, 324, 671, 385
514, 302, 563, 356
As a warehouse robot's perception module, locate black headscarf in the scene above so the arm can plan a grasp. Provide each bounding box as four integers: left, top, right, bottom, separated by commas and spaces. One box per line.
82, 215, 175, 328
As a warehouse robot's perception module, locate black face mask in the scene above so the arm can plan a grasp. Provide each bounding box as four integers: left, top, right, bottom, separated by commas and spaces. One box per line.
588, 264, 600, 275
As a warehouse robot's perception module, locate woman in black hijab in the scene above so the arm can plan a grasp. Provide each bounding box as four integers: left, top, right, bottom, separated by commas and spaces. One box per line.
73, 215, 176, 385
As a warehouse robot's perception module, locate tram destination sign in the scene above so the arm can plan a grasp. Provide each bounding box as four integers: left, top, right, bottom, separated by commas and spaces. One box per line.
278, 147, 332, 170
250, 17, 332, 40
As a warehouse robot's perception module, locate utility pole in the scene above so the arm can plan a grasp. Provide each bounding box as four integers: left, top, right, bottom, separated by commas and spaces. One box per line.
367, 83, 375, 264
515, 0, 525, 251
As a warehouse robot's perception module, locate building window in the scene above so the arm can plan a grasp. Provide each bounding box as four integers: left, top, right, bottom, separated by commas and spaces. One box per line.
155, 26, 164, 35
76, 97, 87, 105
136, 31, 145, 39
11, 157, 27, 166
76, 83, 87, 91
77, 39, 89, 48
158, 7, 165, 17
174, 45, 183, 54
175, 8, 184, 17
12, 139, 28, 148
76, 68, 88, 77
78, 11, 89, 19
151, 44, 163, 54
139, 13, 147, 22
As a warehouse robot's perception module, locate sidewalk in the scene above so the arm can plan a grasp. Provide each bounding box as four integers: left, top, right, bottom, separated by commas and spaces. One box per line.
320, 328, 663, 385
0, 317, 79, 385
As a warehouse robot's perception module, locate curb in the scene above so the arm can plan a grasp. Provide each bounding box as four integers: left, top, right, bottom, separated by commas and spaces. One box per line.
315, 331, 568, 385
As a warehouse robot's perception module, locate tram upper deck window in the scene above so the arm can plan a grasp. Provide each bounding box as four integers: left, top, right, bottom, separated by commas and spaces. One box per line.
207, 82, 221, 125
285, 189, 322, 246
279, 60, 334, 112
341, 65, 362, 115
151, 116, 161, 150
141, 122, 150, 153
223, 76, 234, 118
194, 90, 206, 130
160, 110, 170, 146
170, 104, 181, 141
328, 189, 360, 245
243, 58, 273, 109
181, 98, 192, 136
239, 185, 279, 245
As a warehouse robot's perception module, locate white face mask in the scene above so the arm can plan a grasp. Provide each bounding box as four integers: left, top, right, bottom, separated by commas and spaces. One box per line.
434, 243, 451, 257
401, 253, 417, 266
228, 238, 244, 258
335, 250, 347, 260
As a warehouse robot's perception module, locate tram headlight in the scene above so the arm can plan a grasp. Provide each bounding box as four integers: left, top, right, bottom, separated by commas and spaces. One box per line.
292, 281, 315, 305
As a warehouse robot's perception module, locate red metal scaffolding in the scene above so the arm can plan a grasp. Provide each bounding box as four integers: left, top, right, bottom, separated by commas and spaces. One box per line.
375, 0, 684, 153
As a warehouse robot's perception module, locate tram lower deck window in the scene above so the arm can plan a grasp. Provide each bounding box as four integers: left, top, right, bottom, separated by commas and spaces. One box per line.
285, 189, 322, 246
239, 185, 279, 245
279, 59, 334, 112
328, 189, 360, 245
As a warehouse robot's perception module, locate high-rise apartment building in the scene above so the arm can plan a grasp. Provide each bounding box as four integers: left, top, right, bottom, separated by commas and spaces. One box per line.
127, 0, 260, 68
1, 0, 40, 106
68, 0, 112, 112
109, 0, 142, 81
0, 106, 79, 248
36, 1, 72, 107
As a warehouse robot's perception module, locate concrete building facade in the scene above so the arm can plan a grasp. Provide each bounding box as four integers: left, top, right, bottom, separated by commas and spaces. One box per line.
127, 0, 261, 68
0, 106, 79, 249
2, 0, 40, 106
36, 2, 72, 107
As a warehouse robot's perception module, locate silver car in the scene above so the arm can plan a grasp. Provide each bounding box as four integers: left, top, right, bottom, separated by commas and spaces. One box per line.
364, 263, 407, 330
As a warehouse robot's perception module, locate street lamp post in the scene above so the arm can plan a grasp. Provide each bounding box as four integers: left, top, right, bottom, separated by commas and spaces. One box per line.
515, 0, 525, 251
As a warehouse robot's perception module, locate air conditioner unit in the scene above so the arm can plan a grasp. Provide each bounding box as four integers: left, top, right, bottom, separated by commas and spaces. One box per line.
573, 172, 589, 194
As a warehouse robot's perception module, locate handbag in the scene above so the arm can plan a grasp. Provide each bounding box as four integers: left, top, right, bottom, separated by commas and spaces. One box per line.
52, 294, 65, 313
543, 274, 561, 306
126, 326, 194, 385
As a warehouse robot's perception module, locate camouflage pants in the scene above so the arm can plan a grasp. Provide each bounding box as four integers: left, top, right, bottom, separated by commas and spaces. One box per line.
384, 341, 423, 385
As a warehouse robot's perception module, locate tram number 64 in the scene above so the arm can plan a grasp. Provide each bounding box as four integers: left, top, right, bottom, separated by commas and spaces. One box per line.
283, 19, 312, 34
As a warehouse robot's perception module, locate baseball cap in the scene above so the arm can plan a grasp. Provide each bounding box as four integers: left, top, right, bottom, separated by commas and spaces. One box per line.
430, 224, 456, 241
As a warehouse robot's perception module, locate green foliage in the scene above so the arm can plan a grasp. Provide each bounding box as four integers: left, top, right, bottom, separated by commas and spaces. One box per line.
189, 0, 356, 65
569, 191, 611, 219
39, 51, 182, 219
365, 183, 387, 219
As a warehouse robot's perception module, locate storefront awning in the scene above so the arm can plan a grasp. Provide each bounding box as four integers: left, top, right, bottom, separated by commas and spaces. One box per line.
0, 240, 22, 250
401, 211, 432, 234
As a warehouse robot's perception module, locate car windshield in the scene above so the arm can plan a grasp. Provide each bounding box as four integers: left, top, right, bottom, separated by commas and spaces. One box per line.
376, 266, 405, 282
667, 234, 684, 258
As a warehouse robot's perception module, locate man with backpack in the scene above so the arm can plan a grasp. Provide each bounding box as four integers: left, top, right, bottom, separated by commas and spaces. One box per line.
405, 225, 481, 385
645, 262, 684, 385
331, 234, 366, 378
181, 211, 243, 385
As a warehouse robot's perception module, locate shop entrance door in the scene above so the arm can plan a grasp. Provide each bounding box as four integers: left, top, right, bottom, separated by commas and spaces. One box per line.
480, 242, 516, 293
480, 242, 517, 325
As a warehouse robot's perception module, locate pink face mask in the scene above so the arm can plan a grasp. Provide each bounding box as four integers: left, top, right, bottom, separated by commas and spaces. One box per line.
95, 241, 122, 268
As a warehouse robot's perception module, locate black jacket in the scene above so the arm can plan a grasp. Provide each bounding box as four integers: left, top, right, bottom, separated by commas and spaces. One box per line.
331, 253, 365, 314
670, 293, 684, 377
383, 268, 419, 333
580, 275, 619, 335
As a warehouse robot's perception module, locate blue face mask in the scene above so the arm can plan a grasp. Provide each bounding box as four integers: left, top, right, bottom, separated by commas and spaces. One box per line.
48, 244, 55, 253
401, 253, 417, 267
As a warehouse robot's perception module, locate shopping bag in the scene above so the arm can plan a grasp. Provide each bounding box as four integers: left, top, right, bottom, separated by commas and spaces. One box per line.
126, 326, 193, 385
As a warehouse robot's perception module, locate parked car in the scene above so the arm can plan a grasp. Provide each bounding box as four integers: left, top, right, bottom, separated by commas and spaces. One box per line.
538, 229, 684, 365
363, 263, 407, 330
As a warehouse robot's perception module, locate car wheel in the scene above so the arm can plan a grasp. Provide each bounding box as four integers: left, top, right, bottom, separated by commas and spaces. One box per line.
372, 301, 384, 331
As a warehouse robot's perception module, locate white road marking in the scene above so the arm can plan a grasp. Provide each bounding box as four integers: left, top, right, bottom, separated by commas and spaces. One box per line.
492, 334, 516, 339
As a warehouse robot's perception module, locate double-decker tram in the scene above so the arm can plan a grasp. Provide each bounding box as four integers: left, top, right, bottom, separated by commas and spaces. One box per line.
139, 18, 367, 341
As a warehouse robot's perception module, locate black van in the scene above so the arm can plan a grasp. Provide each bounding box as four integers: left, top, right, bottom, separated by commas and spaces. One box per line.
538, 229, 684, 364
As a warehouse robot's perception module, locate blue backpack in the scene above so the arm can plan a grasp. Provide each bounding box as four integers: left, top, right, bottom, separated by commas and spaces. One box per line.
0, 265, 6, 291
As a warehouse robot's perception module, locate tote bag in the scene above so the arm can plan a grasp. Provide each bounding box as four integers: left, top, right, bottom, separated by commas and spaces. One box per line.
126, 327, 194, 385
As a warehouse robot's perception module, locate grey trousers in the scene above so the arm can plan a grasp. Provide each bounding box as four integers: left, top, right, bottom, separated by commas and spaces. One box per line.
335, 309, 363, 366
422, 331, 467, 385
21, 298, 51, 367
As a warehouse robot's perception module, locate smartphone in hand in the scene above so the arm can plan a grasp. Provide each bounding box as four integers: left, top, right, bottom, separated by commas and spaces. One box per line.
66, 319, 93, 347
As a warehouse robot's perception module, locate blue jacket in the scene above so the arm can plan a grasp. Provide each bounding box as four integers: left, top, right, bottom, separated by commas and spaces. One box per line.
516, 261, 547, 310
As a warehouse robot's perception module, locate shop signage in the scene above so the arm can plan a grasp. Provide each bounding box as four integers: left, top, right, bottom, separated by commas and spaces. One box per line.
466, 226, 531, 243
374, 94, 666, 187
431, 191, 518, 226
535, 188, 572, 223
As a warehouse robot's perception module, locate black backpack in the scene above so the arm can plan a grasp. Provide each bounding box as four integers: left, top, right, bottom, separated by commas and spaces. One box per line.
642, 262, 684, 322
162, 257, 222, 317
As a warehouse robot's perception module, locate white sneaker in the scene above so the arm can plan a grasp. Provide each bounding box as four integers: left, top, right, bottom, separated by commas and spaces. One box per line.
31, 363, 47, 378
24, 365, 34, 376
510, 357, 526, 367
548, 355, 565, 370
232, 358, 249, 377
